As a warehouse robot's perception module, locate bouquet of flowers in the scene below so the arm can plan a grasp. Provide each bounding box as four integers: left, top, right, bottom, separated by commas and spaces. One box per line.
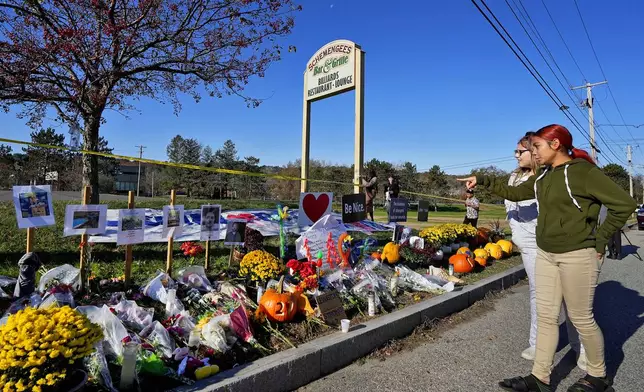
286, 259, 319, 291
180, 242, 205, 264
0, 306, 103, 392
239, 250, 284, 283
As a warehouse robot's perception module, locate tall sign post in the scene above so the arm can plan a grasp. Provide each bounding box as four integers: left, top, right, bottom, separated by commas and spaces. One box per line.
302, 40, 365, 194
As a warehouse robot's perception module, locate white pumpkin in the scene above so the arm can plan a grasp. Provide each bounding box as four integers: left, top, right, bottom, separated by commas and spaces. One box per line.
432, 249, 444, 261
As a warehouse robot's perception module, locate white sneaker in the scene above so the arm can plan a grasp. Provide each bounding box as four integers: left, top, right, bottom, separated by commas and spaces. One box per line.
577, 351, 587, 371
521, 346, 536, 360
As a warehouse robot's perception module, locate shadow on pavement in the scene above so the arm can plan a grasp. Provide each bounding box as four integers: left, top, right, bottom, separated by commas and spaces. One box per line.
595, 280, 644, 379
549, 280, 644, 388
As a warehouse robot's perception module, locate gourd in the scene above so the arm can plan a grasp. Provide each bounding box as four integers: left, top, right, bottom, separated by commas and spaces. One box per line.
258, 276, 297, 322
496, 239, 513, 255
457, 247, 473, 258
382, 242, 401, 264
475, 257, 488, 267
487, 243, 503, 260
448, 254, 475, 274
473, 248, 489, 260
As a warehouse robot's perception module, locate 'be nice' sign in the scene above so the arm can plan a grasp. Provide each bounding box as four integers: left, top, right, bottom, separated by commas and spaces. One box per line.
341, 193, 366, 223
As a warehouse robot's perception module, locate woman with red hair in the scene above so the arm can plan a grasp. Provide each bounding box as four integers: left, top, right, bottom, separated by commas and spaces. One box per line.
459, 124, 635, 392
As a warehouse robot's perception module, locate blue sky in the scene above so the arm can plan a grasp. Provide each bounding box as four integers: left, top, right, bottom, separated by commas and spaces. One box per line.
2, 0, 644, 175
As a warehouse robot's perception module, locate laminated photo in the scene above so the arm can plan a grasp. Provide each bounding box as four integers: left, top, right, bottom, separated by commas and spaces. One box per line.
163, 205, 184, 239
224, 219, 246, 246
63, 204, 108, 236
200, 204, 221, 241
12, 185, 55, 229
117, 209, 146, 245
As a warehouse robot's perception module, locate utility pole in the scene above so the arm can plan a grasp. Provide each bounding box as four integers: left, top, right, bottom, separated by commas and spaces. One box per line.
135, 145, 146, 197
572, 81, 607, 164
627, 145, 634, 198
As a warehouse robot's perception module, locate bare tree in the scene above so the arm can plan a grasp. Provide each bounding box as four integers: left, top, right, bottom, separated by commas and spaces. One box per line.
0, 0, 300, 202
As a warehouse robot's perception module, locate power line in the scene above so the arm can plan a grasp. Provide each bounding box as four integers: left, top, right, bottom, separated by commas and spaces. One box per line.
470, 0, 593, 151
534, 0, 632, 164
499, 0, 625, 164
572, 0, 639, 150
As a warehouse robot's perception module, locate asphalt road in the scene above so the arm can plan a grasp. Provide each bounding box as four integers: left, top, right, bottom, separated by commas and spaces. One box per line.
300, 230, 644, 392
0, 191, 145, 202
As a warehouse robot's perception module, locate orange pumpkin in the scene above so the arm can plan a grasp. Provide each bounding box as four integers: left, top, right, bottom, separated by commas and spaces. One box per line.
449, 254, 475, 274
258, 276, 297, 322
475, 256, 488, 267
371, 252, 382, 260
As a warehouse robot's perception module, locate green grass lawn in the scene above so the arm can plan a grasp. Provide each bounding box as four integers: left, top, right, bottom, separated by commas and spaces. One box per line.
0, 198, 512, 282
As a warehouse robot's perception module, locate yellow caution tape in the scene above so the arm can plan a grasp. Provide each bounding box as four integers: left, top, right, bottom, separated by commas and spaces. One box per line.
0, 136, 503, 208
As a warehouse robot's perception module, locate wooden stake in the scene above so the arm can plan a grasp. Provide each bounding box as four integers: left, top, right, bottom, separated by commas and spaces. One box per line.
26, 227, 34, 253
124, 191, 135, 286
228, 246, 234, 268
79, 185, 91, 291
204, 240, 211, 270
166, 189, 176, 275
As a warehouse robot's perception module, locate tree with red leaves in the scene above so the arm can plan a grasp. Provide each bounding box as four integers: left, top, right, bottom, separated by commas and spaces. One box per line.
0, 0, 300, 202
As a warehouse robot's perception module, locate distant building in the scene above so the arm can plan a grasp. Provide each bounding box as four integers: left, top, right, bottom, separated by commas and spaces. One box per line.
115, 160, 144, 193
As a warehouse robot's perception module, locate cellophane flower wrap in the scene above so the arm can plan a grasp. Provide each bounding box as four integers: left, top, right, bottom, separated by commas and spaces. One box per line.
239, 250, 283, 282
0, 306, 103, 392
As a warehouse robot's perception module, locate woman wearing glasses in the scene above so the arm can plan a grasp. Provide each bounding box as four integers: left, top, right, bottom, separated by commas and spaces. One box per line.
459, 124, 634, 392
508, 132, 585, 369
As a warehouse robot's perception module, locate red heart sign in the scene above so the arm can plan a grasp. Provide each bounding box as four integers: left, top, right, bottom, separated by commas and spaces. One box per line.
302, 193, 330, 224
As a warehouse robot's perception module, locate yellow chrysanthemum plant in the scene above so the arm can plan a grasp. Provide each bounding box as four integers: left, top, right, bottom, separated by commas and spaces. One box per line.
0, 306, 103, 392
239, 250, 284, 283
419, 224, 477, 248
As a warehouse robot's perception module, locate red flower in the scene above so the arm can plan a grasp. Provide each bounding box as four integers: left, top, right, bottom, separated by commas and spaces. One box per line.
316, 258, 323, 268
286, 259, 300, 271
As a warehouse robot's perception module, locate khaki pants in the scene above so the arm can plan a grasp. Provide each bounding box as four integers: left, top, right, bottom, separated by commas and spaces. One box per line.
532, 247, 605, 384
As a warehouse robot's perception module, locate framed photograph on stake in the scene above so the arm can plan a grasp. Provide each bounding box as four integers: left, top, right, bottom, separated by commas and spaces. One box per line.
12, 185, 55, 229
200, 204, 221, 241
224, 219, 246, 246
117, 209, 146, 245
163, 205, 184, 239
63, 204, 108, 236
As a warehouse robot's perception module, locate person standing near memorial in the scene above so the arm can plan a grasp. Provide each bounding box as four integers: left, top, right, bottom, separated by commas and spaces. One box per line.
463, 189, 479, 227
458, 124, 635, 392
362, 170, 378, 221
384, 175, 400, 222
506, 132, 586, 369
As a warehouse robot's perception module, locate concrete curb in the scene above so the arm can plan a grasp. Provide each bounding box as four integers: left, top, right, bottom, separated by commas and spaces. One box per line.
173, 265, 527, 392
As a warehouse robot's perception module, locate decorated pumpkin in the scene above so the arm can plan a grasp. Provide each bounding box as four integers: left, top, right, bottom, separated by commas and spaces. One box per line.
457, 247, 473, 258
496, 239, 513, 255
473, 248, 489, 260
382, 242, 401, 264
475, 257, 488, 267
449, 254, 475, 274
487, 243, 503, 260
258, 277, 297, 322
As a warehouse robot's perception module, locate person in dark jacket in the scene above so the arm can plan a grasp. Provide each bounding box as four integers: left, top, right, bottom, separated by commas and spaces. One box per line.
458, 124, 634, 392
384, 175, 400, 222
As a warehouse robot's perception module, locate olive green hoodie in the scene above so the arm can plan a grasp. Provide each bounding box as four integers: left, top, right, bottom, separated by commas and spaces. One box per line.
476, 158, 636, 254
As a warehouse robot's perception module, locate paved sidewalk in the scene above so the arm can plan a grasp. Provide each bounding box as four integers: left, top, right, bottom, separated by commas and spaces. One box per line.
300, 230, 644, 392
